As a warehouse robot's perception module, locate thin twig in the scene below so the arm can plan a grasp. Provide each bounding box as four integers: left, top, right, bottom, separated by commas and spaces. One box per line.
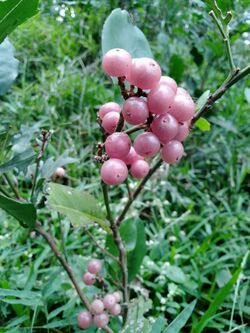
3, 173, 20, 200
101, 182, 113, 223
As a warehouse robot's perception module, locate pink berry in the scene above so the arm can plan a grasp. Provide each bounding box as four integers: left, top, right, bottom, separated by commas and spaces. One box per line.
102, 48, 132, 77
134, 132, 160, 157
110, 303, 121, 316
87, 259, 102, 274
77, 311, 92, 329
101, 159, 128, 185
53, 167, 65, 178
105, 133, 131, 158
83, 272, 95, 286
127, 57, 161, 90
151, 113, 179, 143
168, 94, 195, 122
122, 97, 149, 125
93, 313, 109, 328
112, 292, 122, 303
159, 76, 177, 93
90, 299, 105, 314
130, 160, 150, 179
98, 102, 121, 120
147, 84, 175, 115
103, 294, 117, 310
102, 112, 120, 134
176, 87, 190, 97
175, 122, 190, 141
161, 140, 184, 164
122, 147, 143, 165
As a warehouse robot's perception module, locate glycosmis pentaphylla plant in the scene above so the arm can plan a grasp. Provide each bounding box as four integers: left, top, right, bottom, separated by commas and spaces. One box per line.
0, 1, 249, 333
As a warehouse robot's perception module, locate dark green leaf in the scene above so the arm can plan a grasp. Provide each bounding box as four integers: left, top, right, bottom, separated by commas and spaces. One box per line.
47, 183, 110, 233
0, 38, 18, 95
0, 148, 36, 174
164, 300, 197, 333
169, 54, 185, 83
192, 269, 241, 333
195, 117, 211, 132
0, 194, 36, 228
0, 0, 39, 43
102, 8, 152, 58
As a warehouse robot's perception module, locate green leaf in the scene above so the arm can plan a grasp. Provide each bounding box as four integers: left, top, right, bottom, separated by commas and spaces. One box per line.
106, 218, 137, 256
47, 183, 110, 233
122, 296, 152, 333
150, 317, 167, 333
102, 8, 152, 58
244, 88, 250, 104
127, 220, 147, 281
164, 300, 197, 333
0, 193, 36, 228
0, 288, 43, 307
164, 265, 188, 284
0, 0, 39, 44
0, 38, 18, 95
192, 268, 241, 333
0, 148, 36, 174
169, 54, 185, 83
195, 90, 210, 112
195, 117, 211, 132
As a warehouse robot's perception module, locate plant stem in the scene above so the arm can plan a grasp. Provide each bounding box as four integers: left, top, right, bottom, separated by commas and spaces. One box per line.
101, 182, 114, 224
125, 124, 146, 135
3, 173, 20, 200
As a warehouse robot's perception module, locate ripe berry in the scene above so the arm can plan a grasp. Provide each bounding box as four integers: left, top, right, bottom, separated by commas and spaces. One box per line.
90, 299, 105, 315
122, 147, 143, 165
127, 57, 161, 90
161, 140, 184, 164
53, 167, 65, 178
87, 259, 102, 274
101, 159, 128, 185
176, 87, 190, 97
147, 84, 175, 115
175, 122, 190, 141
151, 113, 179, 143
77, 311, 92, 329
159, 76, 177, 93
98, 102, 121, 120
83, 272, 95, 286
102, 112, 120, 134
102, 48, 132, 77
134, 132, 160, 157
93, 313, 109, 328
168, 94, 195, 122
110, 303, 121, 316
103, 294, 117, 310
130, 160, 150, 179
122, 97, 149, 125
112, 292, 122, 303
105, 133, 131, 158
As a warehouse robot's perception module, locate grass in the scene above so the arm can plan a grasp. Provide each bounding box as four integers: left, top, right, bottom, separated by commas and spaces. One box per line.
0, 0, 250, 332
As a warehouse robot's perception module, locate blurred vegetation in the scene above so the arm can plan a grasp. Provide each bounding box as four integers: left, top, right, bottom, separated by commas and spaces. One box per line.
0, 0, 249, 332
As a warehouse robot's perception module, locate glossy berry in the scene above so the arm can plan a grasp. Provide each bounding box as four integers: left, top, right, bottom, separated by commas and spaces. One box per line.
168, 94, 195, 122
105, 132, 131, 158
102, 48, 132, 77
130, 160, 150, 179
102, 112, 120, 134
134, 132, 160, 157
103, 294, 117, 310
122, 147, 143, 165
151, 113, 179, 143
98, 102, 121, 120
127, 57, 161, 90
87, 259, 102, 274
53, 167, 65, 178
110, 303, 121, 316
159, 76, 177, 93
112, 292, 122, 303
101, 159, 128, 185
90, 299, 105, 315
77, 311, 92, 329
147, 84, 175, 115
122, 97, 149, 125
175, 122, 190, 141
176, 87, 191, 97
161, 140, 184, 164
83, 272, 95, 286
93, 313, 109, 328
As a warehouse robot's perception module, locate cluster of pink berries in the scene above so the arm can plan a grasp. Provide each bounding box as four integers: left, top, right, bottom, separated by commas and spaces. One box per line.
99, 48, 196, 186
78, 259, 122, 330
